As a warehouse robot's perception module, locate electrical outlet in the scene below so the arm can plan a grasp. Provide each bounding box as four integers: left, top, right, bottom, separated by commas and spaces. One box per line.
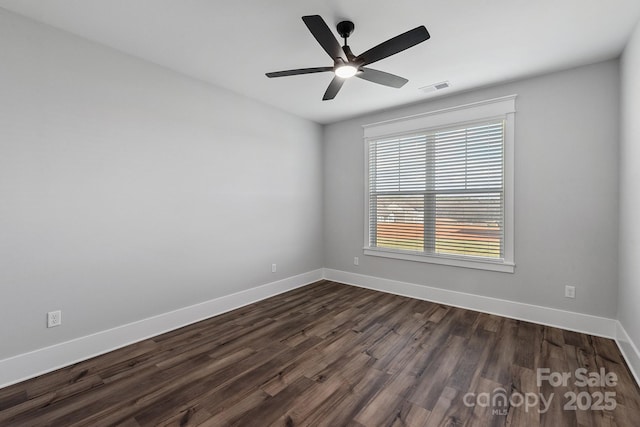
271, 263, 277, 273
565, 285, 576, 299
47, 310, 62, 328
354, 257, 359, 266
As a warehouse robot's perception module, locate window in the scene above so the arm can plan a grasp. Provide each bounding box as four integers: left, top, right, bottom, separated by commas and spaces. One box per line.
364, 96, 515, 272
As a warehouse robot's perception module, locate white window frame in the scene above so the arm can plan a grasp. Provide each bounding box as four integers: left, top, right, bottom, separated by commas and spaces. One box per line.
363, 95, 516, 273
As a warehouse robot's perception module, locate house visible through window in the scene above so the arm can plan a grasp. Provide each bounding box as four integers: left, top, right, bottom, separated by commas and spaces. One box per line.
363, 96, 516, 273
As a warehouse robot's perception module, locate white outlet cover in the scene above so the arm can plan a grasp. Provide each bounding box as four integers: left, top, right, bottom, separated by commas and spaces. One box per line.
565, 286, 576, 298
47, 310, 62, 328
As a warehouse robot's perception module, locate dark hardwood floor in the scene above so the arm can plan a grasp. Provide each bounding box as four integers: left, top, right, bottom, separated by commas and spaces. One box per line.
0, 280, 638, 426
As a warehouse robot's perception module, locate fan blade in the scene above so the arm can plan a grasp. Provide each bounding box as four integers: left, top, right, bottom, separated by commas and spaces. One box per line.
302, 15, 346, 61
266, 67, 333, 78
357, 68, 408, 88
356, 26, 430, 66
323, 76, 345, 100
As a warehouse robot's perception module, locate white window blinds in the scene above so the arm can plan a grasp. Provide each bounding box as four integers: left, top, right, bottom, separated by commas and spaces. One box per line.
367, 120, 505, 259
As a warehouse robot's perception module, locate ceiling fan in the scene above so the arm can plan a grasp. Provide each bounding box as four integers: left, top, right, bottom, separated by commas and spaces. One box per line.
266, 15, 430, 100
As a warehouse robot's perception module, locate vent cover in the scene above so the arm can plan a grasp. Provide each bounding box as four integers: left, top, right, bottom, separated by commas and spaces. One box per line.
419, 81, 450, 93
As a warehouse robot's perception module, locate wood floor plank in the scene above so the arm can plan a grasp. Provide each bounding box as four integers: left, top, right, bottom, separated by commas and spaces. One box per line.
392, 401, 432, 427
226, 376, 315, 427
304, 367, 390, 427
199, 389, 270, 427
353, 386, 405, 426
469, 377, 507, 427
265, 375, 345, 426
0, 280, 638, 426
407, 335, 467, 410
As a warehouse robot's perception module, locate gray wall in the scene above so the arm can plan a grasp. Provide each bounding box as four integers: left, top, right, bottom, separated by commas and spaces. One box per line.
619, 21, 640, 346
0, 10, 323, 359
324, 60, 620, 318
0, 6, 630, 364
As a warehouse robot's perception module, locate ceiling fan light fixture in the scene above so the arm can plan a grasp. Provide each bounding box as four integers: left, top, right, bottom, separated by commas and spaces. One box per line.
334, 64, 358, 78
265, 15, 430, 100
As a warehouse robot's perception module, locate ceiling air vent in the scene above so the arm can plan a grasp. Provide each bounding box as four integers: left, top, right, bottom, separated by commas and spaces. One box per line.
419, 81, 450, 93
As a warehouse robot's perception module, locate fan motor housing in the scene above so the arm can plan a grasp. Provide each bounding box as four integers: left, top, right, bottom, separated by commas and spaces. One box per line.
337, 21, 355, 39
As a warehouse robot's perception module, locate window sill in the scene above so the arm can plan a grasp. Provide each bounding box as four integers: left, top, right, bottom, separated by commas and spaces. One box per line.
363, 247, 515, 273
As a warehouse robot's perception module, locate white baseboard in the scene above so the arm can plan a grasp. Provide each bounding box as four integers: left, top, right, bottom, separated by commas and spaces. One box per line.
0, 269, 323, 389
614, 321, 640, 388
3, 268, 638, 391
322, 269, 617, 339
323, 269, 640, 388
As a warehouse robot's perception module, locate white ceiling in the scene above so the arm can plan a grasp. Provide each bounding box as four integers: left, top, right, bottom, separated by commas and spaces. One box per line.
1, 0, 640, 124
